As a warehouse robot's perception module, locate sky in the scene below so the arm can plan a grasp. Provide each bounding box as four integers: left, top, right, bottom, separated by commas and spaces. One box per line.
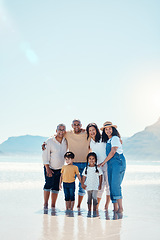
0, 0, 160, 143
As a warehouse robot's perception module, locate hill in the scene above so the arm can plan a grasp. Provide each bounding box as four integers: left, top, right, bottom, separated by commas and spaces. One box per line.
123, 118, 160, 160
0, 135, 48, 155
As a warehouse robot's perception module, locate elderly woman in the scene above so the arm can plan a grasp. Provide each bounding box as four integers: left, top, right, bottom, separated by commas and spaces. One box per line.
100, 121, 126, 213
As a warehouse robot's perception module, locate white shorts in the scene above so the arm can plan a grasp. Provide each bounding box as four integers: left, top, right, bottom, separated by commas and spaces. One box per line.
97, 167, 110, 198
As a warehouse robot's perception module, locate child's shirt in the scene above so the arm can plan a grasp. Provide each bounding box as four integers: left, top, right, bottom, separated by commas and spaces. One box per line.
61, 165, 79, 183
82, 166, 103, 191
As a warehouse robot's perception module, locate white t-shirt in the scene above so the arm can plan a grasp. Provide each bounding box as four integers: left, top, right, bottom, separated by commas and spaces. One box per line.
107, 136, 123, 154
90, 138, 107, 170
82, 166, 103, 191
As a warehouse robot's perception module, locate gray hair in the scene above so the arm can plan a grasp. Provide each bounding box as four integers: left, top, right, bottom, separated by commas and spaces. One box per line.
57, 123, 66, 131
72, 119, 81, 125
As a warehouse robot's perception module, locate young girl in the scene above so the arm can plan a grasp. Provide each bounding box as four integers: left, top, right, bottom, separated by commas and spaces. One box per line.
100, 121, 126, 213
82, 152, 102, 212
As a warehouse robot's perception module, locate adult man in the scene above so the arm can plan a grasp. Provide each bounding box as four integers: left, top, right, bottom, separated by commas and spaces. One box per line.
65, 119, 90, 208
42, 124, 67, 209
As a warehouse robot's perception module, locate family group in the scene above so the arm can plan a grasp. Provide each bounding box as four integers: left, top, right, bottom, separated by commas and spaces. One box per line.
42, 119, 126, 213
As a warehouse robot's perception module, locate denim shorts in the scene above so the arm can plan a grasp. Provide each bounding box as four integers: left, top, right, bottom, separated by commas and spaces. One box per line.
43, 166, 61, 193
63, 182, 75, 201
73, 162, 86, 196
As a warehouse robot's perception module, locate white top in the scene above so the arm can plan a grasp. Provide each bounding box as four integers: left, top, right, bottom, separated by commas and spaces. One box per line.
90, 138, 107, 170
107, 136, 123, 154
82, 166, 103, 191
42, 136, 67, 169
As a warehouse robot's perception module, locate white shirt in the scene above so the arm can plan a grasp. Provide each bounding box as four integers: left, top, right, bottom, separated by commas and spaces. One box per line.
82, 166, 103, 191
42, 136, 67, 170
107, 136, 123, 154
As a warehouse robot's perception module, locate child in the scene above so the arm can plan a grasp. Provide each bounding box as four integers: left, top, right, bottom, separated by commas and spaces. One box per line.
59, 151, 81, 211
82, 152, 102, 212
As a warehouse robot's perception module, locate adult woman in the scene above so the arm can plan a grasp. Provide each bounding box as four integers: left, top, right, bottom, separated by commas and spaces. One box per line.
86, 123, 110, 210
100, 121, 126, 213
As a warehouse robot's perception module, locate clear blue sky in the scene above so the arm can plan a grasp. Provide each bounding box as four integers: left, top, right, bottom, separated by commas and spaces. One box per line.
0, 0, 160, 143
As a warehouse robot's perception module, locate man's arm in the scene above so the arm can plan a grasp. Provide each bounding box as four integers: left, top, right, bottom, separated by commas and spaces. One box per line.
59, 174, 63, 190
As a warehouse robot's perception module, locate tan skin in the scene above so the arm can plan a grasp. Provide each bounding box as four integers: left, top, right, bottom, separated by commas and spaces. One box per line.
59, 157, 81, 211
81, 155, 102, 211
88, 126, 111, 210
44, 125, 66, 209
99, 126, 123, 213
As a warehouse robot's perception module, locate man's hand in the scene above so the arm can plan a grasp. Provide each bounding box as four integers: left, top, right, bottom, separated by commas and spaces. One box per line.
59, 184, 62, 190
42, 142, 47, 151
46, 167, 53, 177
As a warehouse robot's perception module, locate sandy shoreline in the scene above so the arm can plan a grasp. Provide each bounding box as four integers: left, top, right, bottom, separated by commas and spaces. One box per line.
0, 160, 160, 240
0, 183, 160, 240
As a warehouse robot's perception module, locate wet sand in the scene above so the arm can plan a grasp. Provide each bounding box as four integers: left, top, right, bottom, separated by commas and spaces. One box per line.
0, 160, 160, 240
0, 183, 160, 240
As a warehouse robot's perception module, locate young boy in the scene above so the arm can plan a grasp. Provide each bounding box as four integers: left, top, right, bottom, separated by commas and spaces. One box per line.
59, 151, 81, 211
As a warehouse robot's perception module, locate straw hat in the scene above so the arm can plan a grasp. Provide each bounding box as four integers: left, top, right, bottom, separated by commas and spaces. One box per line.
100, 121, 117, 131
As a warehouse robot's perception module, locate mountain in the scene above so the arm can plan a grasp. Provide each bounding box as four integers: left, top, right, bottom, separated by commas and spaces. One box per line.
123, 118, 160, 160
0, 135, 48, 155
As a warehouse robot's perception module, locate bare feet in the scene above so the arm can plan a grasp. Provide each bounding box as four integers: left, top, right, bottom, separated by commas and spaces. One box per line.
116, 208, 123, 213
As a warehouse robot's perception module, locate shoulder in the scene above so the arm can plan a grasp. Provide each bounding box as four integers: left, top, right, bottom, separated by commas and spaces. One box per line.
111, 136, 121, 146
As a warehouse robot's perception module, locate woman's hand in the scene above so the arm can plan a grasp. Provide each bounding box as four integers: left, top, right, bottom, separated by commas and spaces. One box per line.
81, 183, 86, 189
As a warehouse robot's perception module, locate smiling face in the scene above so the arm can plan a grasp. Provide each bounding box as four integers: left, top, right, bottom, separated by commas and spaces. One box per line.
88, 126, 97, 140
65, 157, 73, 165
104, 126, 113, 139
56, 125, 66, 138
72, 120, 82, 134
88, 155, 96, 167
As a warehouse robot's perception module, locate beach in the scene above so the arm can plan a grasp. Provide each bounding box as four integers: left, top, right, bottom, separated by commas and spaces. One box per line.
0, 156, 160, 240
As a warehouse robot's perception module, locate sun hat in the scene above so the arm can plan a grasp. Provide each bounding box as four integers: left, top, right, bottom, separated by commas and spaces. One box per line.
100, 121, 117, 131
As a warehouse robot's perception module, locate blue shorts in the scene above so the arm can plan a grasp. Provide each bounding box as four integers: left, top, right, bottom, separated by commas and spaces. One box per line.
43, 167, 61, 193
63, 182, 75, 201
73, 162, 86, 196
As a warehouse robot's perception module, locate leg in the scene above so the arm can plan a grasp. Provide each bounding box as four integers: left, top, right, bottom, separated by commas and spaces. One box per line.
96, 197, 101, 209
77, 195, 83, 208
65, 201, 70, 210
87, 191, 92, 211
44, 190, 50, 208
70, 201, 75, 210
92, 190, 98, 212
51, 192, 58, 208
69, 182, 75, 210
117, 199, 123, 213
104, 195, 111, 210
74, 163, 86, 208
113, 202, 118, 212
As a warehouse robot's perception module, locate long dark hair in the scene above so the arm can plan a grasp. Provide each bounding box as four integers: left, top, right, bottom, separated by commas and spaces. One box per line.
86, 123, 101, 143
85, 152, 99, 174
102, 127, 121, 143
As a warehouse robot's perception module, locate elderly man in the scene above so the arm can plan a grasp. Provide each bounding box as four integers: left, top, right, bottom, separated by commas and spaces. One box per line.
42, 124, 67, 209
65, 119, 90, 208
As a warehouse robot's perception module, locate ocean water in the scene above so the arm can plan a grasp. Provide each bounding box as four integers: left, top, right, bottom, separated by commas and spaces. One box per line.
0, 156, 160, 190
0, 156, 160, 240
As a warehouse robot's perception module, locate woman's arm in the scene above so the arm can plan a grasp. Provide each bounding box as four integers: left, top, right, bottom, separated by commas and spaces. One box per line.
81, 176, 87, 189
100, 146, 118, 167
98, 175, 102, 190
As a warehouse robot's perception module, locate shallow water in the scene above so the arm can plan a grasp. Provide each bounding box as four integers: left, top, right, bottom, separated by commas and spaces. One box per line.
0, 156, 160, 240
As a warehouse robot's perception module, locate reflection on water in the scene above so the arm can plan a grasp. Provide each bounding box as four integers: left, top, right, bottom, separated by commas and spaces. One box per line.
40, 208, 122, 240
